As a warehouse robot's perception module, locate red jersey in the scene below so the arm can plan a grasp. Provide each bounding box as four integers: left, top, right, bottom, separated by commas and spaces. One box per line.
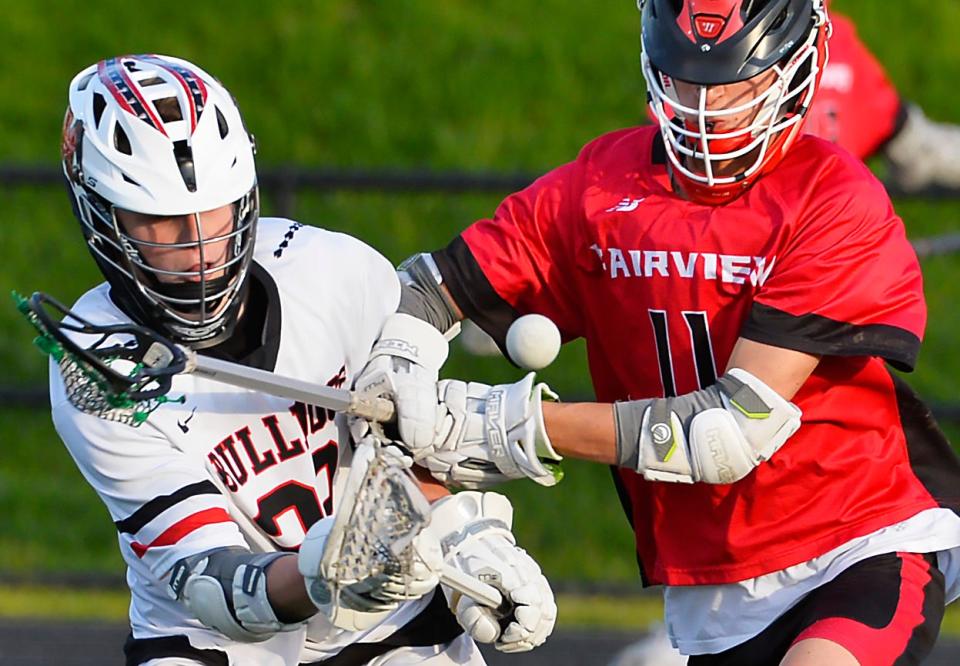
804, 13, 903, 159
434, 125, 960, 586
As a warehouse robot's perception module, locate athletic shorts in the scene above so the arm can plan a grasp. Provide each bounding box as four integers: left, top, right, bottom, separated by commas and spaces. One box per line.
688, 551, 944, 666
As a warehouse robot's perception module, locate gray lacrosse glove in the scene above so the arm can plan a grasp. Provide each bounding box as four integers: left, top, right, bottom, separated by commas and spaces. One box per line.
429, 491, 557, 653
352, 313, 450, 451
420, 373, 563, 489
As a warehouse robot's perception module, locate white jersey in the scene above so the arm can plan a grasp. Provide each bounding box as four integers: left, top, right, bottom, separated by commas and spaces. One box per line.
50, 218, 440, 664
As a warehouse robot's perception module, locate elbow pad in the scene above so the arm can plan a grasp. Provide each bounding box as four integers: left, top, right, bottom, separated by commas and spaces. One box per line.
170, 547, 305, 642
615, 368, 802, 484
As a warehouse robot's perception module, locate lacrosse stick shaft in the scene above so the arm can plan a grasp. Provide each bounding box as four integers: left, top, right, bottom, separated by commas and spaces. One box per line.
185, 352, 395, 422
440, 564, 504, 609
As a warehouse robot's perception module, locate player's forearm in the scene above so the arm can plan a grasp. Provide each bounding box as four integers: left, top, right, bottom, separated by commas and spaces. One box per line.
266, 554, 317, 623
413, 463, 453, 502
541, 401, 619, 464
542, 339, 817, 469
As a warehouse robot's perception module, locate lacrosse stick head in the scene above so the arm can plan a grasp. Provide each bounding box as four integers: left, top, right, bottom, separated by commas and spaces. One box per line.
313, 439, 433, 609
14, 290, 187, 426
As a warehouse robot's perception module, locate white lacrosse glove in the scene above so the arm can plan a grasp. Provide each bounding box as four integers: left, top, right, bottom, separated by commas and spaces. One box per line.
429, 491, 556, 653
421, 373, 563, 489
352, 313, 450, 451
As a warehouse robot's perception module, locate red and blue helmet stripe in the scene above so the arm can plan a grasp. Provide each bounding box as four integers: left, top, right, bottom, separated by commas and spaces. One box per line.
97, 57, 168, 136
139, 54, 209, 133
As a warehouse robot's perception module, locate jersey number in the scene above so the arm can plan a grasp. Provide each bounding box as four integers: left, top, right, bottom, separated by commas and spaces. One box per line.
253, 442, 338, 549
649, 310, 717, 396
253, 481, 324, 549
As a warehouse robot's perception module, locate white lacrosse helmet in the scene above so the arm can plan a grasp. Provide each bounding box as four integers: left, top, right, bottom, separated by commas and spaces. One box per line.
640, 0, 831, 205
62, 54, 258, 347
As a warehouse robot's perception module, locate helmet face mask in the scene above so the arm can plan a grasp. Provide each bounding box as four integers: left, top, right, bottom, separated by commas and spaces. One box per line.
62, 55, 259, 347
640, 0, 830, 204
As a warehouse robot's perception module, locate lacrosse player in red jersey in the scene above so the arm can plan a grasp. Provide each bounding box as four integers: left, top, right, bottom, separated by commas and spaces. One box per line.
805, 7, 960, 191
353, 2, 960, 664
52, 54, 554, 665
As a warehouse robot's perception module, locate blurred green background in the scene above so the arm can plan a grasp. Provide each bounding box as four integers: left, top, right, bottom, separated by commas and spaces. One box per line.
1, 0, 959, 593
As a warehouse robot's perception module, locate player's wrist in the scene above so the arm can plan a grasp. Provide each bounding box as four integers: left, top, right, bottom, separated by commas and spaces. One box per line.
265, 554, 317, 623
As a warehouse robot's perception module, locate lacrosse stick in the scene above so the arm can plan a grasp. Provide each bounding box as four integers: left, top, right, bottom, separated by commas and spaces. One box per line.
204, 434, 504, 611
14, 291, 395, 427
315, 438, 504, 610
16, 291, 505, 610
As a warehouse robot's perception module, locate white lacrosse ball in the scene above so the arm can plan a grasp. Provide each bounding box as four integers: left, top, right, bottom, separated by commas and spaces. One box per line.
505, 314, 561, 370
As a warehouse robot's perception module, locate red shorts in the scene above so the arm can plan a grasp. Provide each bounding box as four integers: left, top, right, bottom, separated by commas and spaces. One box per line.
688, 552, 945, 666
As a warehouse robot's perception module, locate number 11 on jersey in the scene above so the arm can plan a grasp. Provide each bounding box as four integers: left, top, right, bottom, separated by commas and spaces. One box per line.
649, 310, 718, 397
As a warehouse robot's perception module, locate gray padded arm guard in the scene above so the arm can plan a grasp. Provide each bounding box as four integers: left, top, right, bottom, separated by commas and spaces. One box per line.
614, 368, 802, 484
170, 547, 305, 642
398, 252, 462, 339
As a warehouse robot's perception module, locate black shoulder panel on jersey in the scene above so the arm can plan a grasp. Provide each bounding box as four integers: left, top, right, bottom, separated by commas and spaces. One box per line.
201, 261, 282, 371
246, 261, 282, 372
432, 236, 520, 357
124, 634, 228, 666
891, 370, 960, 515
740, 303, 921, 372
114, 480, 220, 535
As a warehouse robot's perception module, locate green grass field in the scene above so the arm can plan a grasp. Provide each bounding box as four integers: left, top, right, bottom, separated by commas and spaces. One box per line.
2, 0, 960, 600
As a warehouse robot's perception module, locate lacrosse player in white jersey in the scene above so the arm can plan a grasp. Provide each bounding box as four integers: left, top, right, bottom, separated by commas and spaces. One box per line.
51, 54, 556, 666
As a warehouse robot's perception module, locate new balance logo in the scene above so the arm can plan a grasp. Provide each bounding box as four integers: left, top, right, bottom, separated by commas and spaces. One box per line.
605, 197, 646, 213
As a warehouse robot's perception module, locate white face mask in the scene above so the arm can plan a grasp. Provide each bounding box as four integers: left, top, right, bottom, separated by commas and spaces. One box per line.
642, 11, 825, 188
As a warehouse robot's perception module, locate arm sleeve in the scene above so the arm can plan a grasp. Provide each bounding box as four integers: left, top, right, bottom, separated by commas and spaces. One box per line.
740, 172, 925, 371
433, 161, 586, 347
51, 393, 249, 580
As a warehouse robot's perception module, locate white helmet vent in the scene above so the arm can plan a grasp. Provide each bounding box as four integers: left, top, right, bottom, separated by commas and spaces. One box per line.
77, 72, 95, 91
172, 140, 197, 191
114, 125, 132, 155
92, 93, 106, 128
215, 106, 229, 139
154, 97, 183, 123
